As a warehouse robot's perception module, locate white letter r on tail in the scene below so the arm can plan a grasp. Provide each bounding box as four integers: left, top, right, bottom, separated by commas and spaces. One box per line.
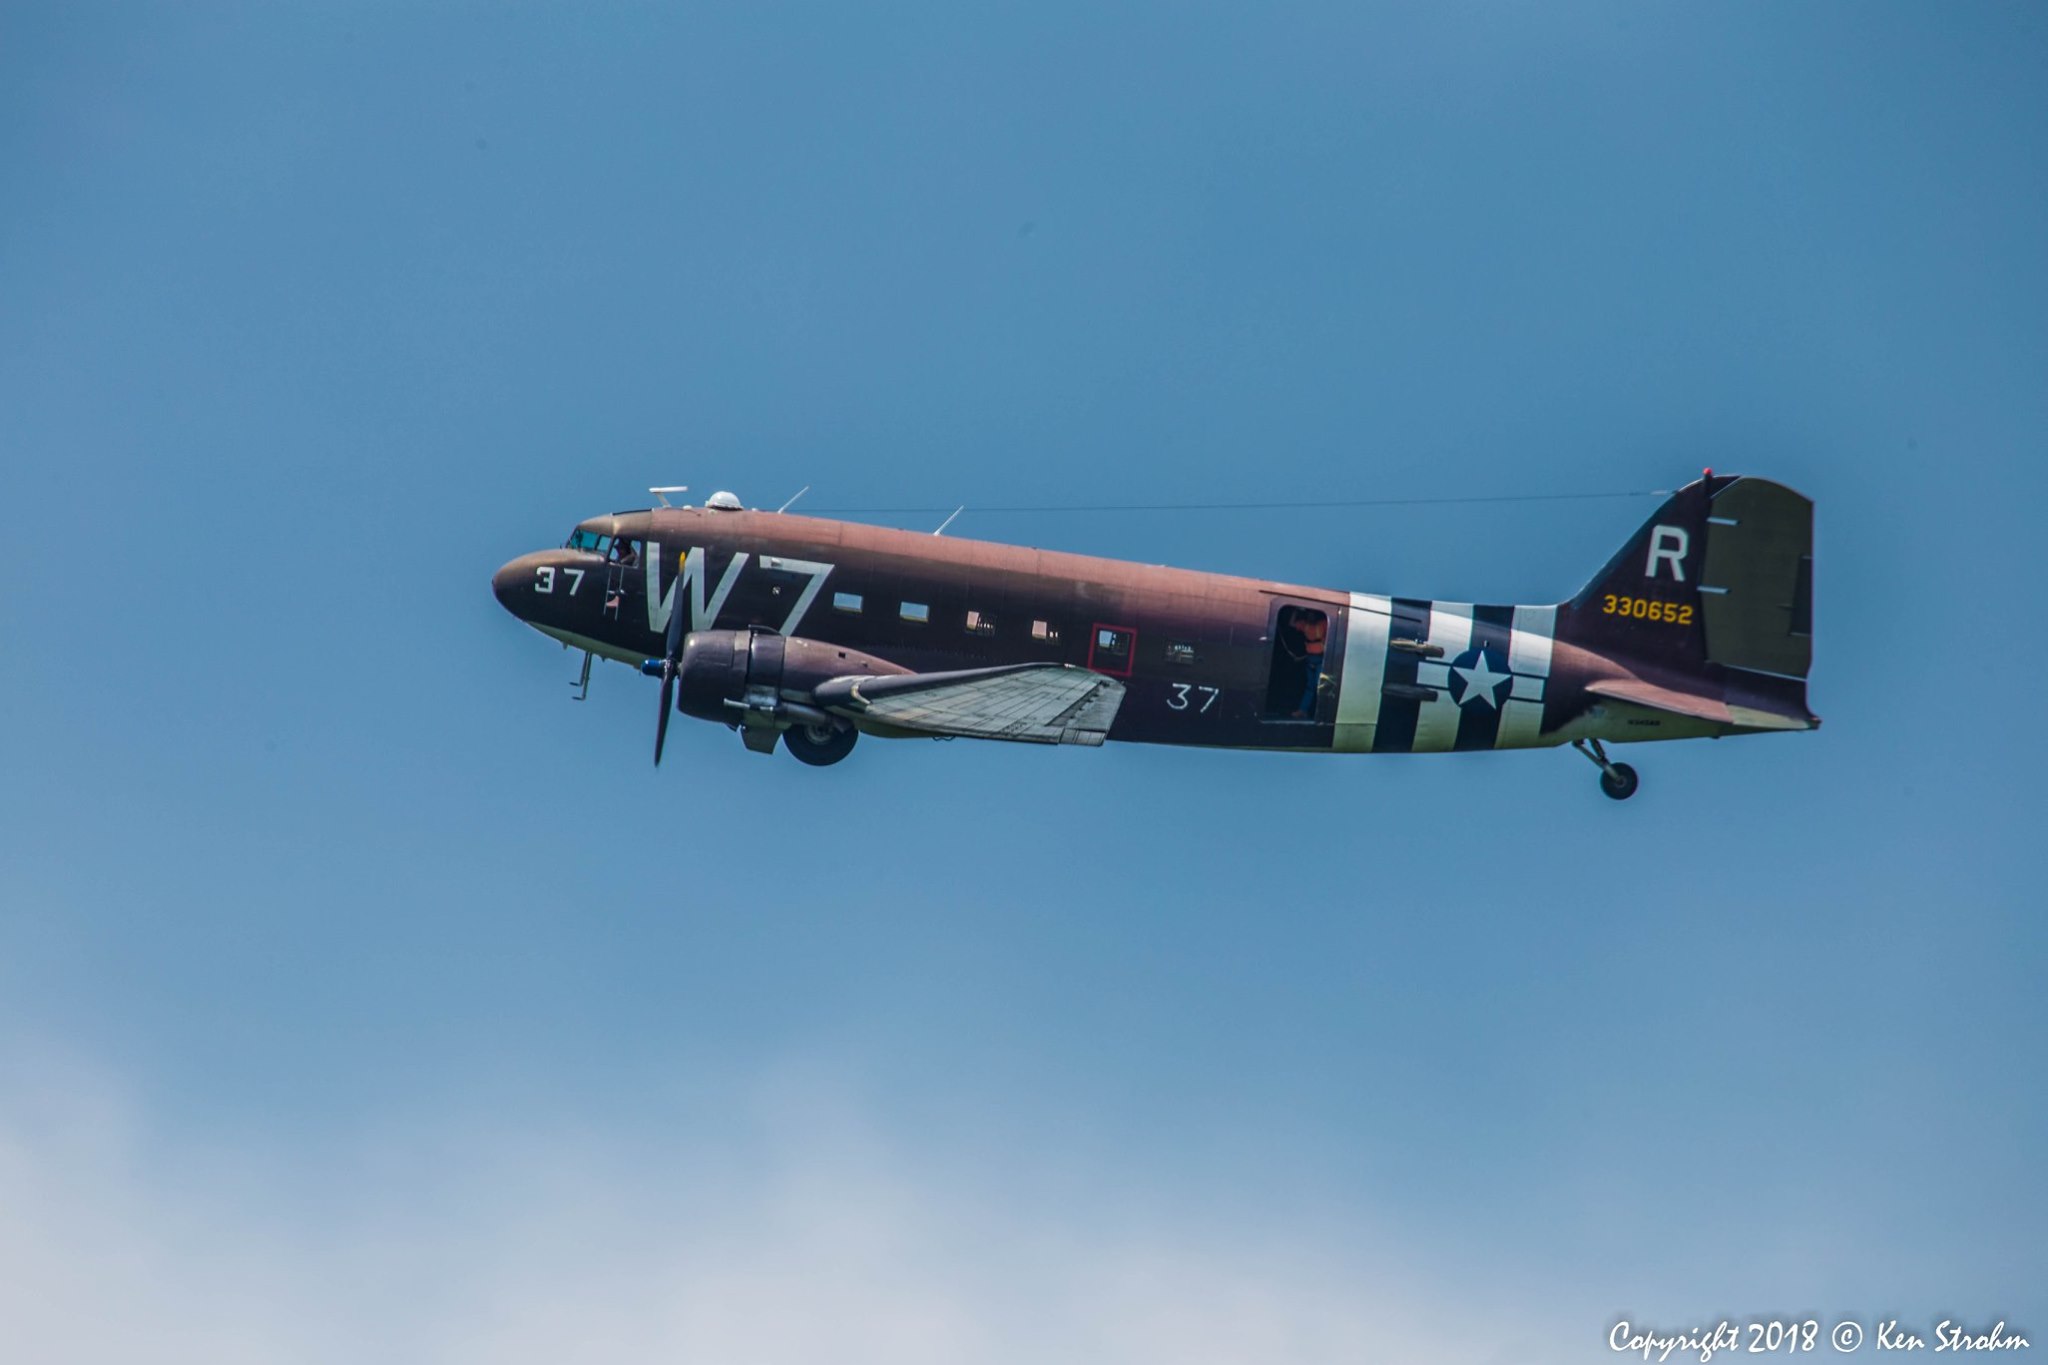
1646, 525, 1689, 581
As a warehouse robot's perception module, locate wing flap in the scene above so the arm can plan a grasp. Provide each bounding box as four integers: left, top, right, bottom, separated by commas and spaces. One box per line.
814, 664, 1125, 745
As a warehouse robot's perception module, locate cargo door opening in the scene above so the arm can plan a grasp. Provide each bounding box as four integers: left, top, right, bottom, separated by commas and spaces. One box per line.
1265, 604, 1329, 720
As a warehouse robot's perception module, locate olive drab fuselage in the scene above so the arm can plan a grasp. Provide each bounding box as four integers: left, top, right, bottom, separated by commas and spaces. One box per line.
491, 476, 1819, 770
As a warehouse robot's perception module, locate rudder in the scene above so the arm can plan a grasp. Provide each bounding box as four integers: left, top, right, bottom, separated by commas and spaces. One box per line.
1696, 478, 1813, 680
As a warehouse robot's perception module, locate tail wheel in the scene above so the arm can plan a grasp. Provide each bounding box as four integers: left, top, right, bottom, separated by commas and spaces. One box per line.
1599, 762, 1640, 801
785, 721, 857, 767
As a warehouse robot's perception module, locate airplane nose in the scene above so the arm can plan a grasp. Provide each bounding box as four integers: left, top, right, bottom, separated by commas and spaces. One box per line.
492, 555, 536, 616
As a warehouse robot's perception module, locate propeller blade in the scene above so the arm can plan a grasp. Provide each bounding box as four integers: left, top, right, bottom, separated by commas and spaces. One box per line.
664, 566, 688, 659
654, 663, 675, 767
654, 554, 688, 767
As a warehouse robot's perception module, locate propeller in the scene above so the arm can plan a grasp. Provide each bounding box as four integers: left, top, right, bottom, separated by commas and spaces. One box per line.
652, 586, 688, 767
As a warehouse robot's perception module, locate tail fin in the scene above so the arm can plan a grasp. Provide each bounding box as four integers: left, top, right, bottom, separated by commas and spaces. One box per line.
1561, 474, 1814, 712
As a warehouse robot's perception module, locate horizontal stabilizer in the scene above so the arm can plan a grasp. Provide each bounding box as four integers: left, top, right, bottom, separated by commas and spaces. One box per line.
1586, 678, 1816, 732
815, 663, 1125, 745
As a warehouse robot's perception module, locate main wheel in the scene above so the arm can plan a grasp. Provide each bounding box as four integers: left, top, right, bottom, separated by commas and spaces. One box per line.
784, 721, 857, 767
1599, 762, 1640, 801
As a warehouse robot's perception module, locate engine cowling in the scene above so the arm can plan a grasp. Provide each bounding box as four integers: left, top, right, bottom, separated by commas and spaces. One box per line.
671, 630, 909, 726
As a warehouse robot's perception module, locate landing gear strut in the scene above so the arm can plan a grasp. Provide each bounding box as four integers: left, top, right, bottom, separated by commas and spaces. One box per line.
784, 721, 858, 767
1573, 738, 1640, 801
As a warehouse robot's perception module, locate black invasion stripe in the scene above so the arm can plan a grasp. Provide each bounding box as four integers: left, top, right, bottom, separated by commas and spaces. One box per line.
1372, 598, 1432, 753
1454, 603, 1517, 751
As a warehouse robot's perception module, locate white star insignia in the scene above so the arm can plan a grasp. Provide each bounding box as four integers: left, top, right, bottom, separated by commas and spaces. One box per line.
1453, 649, 1508, 709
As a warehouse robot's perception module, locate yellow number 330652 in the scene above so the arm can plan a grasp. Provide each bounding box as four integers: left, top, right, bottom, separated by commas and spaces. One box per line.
1601, 594, 1694, 625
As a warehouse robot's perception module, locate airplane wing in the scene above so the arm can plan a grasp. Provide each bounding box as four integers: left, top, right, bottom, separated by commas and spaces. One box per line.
812, 663, 1125, 746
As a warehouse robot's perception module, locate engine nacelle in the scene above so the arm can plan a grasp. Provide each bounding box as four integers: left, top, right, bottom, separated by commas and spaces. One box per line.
672, 630, 909, 726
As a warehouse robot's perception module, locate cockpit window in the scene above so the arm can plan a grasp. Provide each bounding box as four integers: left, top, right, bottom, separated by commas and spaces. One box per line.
567, 529, 612, 553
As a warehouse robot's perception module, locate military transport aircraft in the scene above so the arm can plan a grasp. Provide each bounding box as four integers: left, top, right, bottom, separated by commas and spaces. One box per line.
491, 474, 1816, 799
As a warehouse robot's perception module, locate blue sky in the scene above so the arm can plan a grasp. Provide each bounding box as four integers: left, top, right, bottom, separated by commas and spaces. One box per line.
2, 4, 2043, 1361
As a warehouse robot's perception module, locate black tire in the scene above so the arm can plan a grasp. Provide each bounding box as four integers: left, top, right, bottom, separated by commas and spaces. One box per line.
1599, 762, 1640, 801
784, 721, 857, 767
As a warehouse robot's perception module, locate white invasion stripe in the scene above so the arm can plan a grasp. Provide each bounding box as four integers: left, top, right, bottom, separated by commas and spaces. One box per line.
1416, 661, 1450, 688
1427, 602, 1474, 656
1511, 674, 1543, 700
1333, 592, 1391, 752
1411, 602, 1473, 752
1508, 604, 1556, 678
1496, 698, 1545, 749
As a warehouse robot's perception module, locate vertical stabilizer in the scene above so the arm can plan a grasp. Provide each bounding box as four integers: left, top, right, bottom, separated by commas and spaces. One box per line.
1559, 474, 1814, 703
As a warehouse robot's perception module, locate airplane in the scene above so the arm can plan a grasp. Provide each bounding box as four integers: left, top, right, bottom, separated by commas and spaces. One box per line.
490, 473, 1816, 799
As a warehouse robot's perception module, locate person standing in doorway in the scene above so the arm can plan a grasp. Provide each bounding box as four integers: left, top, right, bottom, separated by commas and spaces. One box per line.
1295, 610, 1327, 718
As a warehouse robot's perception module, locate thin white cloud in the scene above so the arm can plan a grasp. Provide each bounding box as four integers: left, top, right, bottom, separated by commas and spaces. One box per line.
0, 1051, 1548, 1365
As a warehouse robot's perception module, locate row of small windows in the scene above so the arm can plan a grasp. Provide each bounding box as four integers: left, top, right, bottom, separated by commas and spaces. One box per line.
830, 591, 1061, 643
825, 595, 1199, 665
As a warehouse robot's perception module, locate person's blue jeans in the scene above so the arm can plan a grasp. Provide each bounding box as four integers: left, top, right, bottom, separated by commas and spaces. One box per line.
1299, 655, 1323, 716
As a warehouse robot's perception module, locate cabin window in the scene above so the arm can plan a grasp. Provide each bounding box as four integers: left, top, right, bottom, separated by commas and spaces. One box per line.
833, 591, 863, 613
1032, 619, 1060, 643
900, 601, 929, 624
1166, 641, 1197, 665
965, 609, 996, 636
1089, 624, 1135, 677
